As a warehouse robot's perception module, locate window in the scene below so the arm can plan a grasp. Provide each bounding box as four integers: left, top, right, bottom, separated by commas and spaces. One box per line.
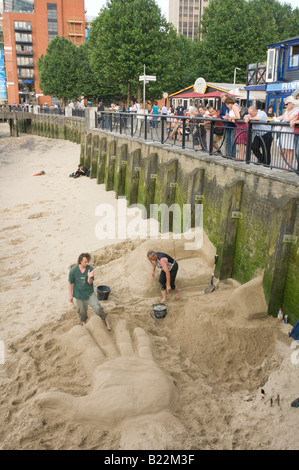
266, 48, 278, 82
14, 21, 31, 31
288, 44, 299, 69
15, 32, 32, 43
16, 44, 33, 54
17, 56, 33, 66
47, 3, 58, 42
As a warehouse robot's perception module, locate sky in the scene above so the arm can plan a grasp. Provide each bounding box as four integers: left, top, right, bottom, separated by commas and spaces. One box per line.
84, 0, 298, 19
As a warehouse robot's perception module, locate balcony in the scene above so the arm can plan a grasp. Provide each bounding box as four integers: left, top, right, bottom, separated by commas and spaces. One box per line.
246, 62, 266, 86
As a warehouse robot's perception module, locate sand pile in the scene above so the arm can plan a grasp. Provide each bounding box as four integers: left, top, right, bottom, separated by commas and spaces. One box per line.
0, 123, 298, 450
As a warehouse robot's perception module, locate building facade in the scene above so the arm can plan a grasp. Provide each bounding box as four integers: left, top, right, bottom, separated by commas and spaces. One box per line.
265, 36, 299, 114
2, 0, 85, 106
245, 36, 299, 114
169, 0, 210, 40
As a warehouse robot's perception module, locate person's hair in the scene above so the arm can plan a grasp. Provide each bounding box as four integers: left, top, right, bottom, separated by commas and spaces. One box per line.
225, 96, 235, 105
220, 93, 228, 98
147, 250, 156, 258
240, 107, 248, 119
78, 253, 91, 264
248, 105, 257, 113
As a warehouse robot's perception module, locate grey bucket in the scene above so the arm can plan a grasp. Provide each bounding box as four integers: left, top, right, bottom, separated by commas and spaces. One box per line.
151, 303, 167, 319
97, 285, 111, 301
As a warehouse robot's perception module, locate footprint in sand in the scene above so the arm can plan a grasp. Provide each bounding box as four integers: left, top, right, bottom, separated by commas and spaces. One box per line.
27, 212, 49, 220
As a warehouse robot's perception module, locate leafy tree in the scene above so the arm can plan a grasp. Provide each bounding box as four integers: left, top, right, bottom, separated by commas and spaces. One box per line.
87, 0, 182, 104
76, 42, 102, 103
194, 0, 299, 83
37, 36, 80, 104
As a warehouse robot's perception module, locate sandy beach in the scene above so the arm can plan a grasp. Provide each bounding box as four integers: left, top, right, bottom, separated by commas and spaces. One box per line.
0, 121, 298, 450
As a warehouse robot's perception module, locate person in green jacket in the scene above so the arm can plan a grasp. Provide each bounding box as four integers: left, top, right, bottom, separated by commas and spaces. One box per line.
68, 252, 111, 330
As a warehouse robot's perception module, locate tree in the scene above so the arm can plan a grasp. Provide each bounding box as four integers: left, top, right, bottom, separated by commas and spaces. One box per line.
87, 0, 182, 104
37, 36, 80, 104
194, 0, 299, 83
76, 42, 102, 103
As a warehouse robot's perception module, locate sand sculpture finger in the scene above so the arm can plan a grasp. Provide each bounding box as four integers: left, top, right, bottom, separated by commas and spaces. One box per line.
64, 325, 106, 378
85, 315, 118, 359
114, 319, 135, 357
134, 327, 153, 360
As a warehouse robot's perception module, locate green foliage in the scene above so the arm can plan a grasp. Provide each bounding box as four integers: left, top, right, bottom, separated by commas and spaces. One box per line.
87, 0, 184, 102
37, 0, 299, 104
194, 0, 299, 83
37, 36, 80, 104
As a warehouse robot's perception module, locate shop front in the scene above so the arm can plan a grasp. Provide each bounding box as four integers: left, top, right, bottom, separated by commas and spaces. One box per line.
266, 80, 299, 115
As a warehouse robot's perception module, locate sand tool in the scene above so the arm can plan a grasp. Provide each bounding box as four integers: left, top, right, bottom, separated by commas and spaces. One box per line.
204, 255, 219, 294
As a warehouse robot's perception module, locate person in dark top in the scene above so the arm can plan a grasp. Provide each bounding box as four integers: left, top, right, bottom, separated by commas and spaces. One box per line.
69, 164, 88, 178
147, 250, 181, 303
68, 252, 111, 329
176, 102, 185, 117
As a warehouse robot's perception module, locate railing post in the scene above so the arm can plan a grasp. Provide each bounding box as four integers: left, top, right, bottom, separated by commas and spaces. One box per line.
245, 121, 252, 164
209, 120, 215, 155
161, 116, 165, 145
144, 115, 147, 141
131, 114, 134, 137
120, 113, 123, 134
182, 118, 186, 149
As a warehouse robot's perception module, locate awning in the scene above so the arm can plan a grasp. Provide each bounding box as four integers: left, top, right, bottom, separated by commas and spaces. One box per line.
173, 90, 238, 99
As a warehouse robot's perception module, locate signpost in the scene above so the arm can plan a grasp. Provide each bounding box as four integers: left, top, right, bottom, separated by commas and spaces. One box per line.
139, 65, 156, 112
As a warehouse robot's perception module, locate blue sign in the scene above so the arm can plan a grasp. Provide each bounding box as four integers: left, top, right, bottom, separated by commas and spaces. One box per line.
0, 50, 7, 100
267, 81, 299, 93
85, 28, 90, 41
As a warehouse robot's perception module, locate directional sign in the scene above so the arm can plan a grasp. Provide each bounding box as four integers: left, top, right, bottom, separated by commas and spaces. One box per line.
139, 75, 156, 82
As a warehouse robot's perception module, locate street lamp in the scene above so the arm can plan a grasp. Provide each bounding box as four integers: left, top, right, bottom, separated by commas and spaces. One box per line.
234, 67, 241, 86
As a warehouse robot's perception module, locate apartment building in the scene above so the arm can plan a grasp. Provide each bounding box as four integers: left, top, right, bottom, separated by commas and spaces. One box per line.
169, 0, 210, 40
2, 0, 85, 105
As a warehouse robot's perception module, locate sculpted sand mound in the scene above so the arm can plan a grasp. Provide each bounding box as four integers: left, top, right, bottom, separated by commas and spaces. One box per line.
0, 124, 298, 450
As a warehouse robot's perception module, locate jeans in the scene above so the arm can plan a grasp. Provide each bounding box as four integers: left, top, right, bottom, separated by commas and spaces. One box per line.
76, 292, 106, 323
225, 127, 236, 157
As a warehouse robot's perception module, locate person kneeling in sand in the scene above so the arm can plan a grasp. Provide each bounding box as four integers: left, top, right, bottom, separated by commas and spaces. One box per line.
147, 250, 181, 303
68, 253, 111, 330
69, 164, 88, 178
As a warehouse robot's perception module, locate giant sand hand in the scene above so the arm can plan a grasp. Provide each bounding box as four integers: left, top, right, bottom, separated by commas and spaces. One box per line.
36, 317, 185, 449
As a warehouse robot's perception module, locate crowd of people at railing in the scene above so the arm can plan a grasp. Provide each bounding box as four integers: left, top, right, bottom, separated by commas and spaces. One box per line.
98, 93, 299, 172
1, 93, 298, 172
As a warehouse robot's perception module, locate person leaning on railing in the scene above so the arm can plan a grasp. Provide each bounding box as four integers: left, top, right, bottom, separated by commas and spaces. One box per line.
244, 106, 273, 166
275, 96, 299, 168
290, 104, 299, 172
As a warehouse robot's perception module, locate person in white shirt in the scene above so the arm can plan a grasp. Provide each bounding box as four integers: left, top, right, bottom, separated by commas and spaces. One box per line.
244, 106, 273, 165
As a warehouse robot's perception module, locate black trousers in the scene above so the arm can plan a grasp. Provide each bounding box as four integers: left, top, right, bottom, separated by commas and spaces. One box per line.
159, 262, 178, 291
251, 132, 273, 165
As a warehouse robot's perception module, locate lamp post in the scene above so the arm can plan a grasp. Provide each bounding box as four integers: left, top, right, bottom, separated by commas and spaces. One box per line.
234, 67, 241, 86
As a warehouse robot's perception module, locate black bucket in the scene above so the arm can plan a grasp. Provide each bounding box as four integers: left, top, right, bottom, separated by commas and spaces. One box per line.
151, 303, 167, 319
97, 285, 111, 301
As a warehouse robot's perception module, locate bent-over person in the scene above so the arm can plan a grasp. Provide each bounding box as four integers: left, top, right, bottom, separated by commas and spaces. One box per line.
147, 250, 181, 303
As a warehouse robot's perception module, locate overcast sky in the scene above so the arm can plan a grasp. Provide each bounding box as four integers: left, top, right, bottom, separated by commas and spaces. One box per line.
85, 0, 298, 19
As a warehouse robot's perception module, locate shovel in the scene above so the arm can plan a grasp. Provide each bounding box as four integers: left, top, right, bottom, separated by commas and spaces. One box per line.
204, 255, 219, 294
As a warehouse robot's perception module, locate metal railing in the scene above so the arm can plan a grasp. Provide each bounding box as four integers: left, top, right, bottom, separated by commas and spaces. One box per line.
97, 111, 299, 174
0, 105, 85, 117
